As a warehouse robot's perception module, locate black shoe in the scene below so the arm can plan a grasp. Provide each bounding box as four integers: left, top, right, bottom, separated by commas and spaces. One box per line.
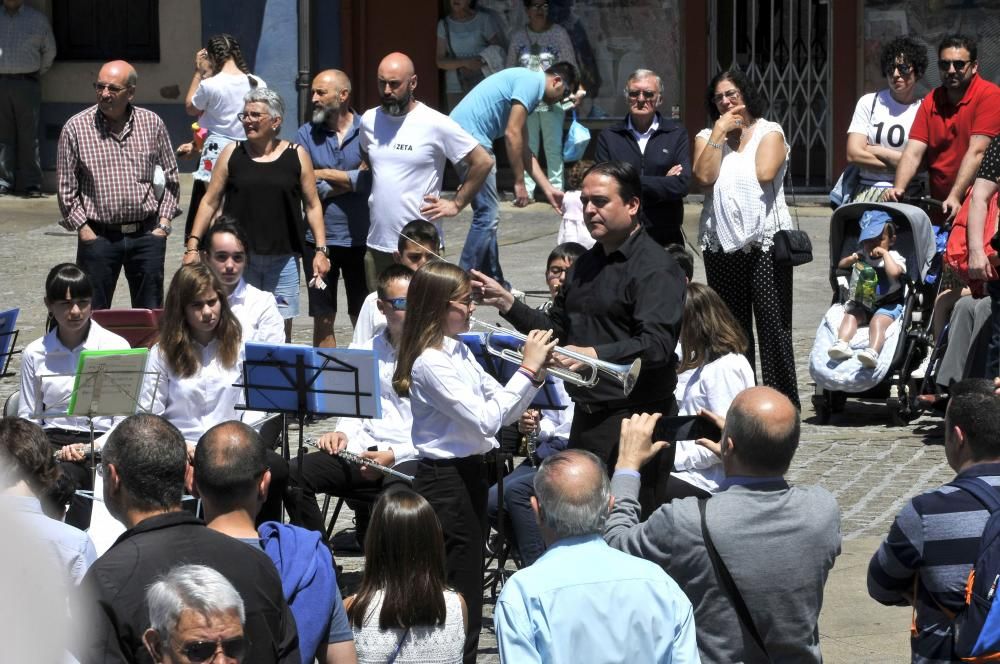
25, 187, 42, 198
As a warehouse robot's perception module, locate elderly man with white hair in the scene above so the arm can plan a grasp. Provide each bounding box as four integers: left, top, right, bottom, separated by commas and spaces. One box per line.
143, 564, 248, 664
493, 448, 699, 663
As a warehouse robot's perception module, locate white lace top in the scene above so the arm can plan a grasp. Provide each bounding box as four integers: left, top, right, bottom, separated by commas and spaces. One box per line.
697, 118, 793, 253
353, 590, 465, 664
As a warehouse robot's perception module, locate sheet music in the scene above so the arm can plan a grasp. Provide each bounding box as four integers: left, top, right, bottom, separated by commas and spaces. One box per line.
68, 349, 150, 417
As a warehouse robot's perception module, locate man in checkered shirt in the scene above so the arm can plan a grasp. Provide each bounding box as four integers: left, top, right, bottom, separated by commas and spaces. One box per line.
57, 60, 180, 310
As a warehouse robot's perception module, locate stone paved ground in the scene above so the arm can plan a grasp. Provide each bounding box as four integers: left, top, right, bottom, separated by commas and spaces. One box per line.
0, 185, 943, 661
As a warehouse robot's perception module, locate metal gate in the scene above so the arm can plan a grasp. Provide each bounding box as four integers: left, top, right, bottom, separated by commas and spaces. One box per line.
710, 0, 832, 189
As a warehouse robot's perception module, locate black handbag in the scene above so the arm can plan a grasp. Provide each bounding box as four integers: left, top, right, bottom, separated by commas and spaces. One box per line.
770, 181, 813, 267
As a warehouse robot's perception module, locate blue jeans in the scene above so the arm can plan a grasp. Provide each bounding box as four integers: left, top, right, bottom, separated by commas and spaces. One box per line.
76, 226, 166, 310
457, 152, 506, 287
245, 253, 299, 319
487, 460, 546, 566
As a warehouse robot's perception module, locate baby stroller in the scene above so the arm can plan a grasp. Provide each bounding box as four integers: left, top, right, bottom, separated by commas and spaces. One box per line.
809, 201, 939, 425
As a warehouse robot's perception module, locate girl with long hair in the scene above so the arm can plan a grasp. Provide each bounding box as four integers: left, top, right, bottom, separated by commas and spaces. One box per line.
391, 260, 555, 663
19, 263, 131, 526
177, 33, 266, 236
670, 282, 755, 499
346, 490, 466, 662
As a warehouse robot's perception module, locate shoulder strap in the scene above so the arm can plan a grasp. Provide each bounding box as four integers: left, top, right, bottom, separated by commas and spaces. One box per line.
949, 476, 1000, 513
699, 498, 772, 660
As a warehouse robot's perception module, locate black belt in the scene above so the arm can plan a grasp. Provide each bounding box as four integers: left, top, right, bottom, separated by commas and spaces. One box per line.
0, 72, 38, 80
91, 216, 157, 237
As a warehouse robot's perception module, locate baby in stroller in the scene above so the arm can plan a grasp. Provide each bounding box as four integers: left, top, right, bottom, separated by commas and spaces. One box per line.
828, 210, 907, 368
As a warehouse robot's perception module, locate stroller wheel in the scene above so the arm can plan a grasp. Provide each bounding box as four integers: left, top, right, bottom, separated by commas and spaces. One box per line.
887, 395, 916, 427
812, 394, 832, 424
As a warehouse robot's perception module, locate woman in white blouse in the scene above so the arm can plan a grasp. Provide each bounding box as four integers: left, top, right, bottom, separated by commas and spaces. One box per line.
692, 68, 798, 408
391, 260, 555, 663
670, 282, 755, 499
20, 263, 130, 527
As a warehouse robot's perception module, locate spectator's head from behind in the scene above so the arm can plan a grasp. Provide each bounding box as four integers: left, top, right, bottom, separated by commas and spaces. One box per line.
545, 242, 586, 298
205, 34, 255, 86
201, 219, 250, 295
241, 87, 285, 141
544, 62, 579, 104
938, 34, 978, 94
624, 68, 663, 127
143, 564, 247, 664
101, 414, 187, 527
376, 264, 414, 344
581, 161, 642, 249
310, 69, 352, 125
377, 52, 418, 117
679, 282, 748, 373
95, 60, 137, 123
193, 422, 269, 521
665, 243, 694, 282
0, 417, 59, 498
532, 449, 612, 545
881, 36, 927, 101
705, 68, 767, 123
349, 489, 448, 629
395, 220, 441, 271
944, 379, 1000, 472
721, 386, 800, 476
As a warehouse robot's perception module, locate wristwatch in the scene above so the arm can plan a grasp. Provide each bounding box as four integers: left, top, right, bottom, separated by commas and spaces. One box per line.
156, 223, 172, 236
315, 246, 329, 257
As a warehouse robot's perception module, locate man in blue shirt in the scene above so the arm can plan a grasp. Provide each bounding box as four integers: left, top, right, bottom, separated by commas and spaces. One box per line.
494, 448, 699, 663
297, 69, 373, 347
451, 63, 577, 287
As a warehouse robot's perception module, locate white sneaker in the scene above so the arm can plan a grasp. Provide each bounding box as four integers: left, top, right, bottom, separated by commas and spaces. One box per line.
911, 353, 932, 380
857, 347, 879, 368
828, 340, 853, 361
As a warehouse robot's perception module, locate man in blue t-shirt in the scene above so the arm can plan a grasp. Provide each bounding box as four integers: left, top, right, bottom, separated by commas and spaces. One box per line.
451, 63, 578, 287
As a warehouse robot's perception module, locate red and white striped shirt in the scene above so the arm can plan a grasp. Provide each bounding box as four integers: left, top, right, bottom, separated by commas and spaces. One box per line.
57, 104, 180, 230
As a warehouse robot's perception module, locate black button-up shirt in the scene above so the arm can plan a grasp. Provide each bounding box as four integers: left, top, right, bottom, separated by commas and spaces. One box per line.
503, 226, 685, 407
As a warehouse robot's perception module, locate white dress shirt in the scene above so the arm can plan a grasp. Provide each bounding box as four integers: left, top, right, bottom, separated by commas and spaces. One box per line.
409, 336, 540, 460
335, 331, 416, 465
229, 278, 285, 344
141, 340, 264, 444
350, 291, 386, 346
18, 321, 131, 432
628, 114, 660, 154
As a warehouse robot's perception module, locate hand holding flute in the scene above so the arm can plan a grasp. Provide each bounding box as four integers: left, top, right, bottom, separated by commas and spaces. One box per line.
310, 433, 407, 482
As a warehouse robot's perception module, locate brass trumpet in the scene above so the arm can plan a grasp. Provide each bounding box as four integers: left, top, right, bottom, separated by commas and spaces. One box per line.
470, 317, 642, 396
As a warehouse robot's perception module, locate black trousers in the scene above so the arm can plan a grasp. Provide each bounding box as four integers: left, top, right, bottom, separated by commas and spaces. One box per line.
569, 397, 677, 518
414, 456, 488, 664
44, 429, 95, 529
258, 450, 289, 525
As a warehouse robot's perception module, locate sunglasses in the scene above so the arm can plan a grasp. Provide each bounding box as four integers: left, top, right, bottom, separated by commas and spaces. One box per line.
380, 296, 407, 311
885, 63, 914, 76
180, 637, 248, 663
94, 82, 129, 94
627, 89, 657, 100
938, 59, 971, 72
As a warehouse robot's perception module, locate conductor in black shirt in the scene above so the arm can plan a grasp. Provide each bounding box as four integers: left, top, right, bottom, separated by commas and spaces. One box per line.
473, 161, 686, 512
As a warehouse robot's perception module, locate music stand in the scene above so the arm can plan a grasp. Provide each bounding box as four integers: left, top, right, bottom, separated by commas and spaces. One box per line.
239, 342, 380, 492
0, 308, 20, 378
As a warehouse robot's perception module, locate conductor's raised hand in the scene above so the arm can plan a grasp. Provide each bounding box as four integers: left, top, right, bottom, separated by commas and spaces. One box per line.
317, 431, 348, 455
617, 413, 670, 472
520, 329, 558, 376
470, 269, 515, 313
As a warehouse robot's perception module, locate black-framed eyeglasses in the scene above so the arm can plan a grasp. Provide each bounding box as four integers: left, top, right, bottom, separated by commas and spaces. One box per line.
547, 266, 568, 277
94, 82, 128, 94
237, 111, 271, 122
885, 63, 914, 76
380, 296, 407, 311
627, 89, 657, 100
711, 89, 741, 104
180, 636, 248, 663
939, 59, 971, 72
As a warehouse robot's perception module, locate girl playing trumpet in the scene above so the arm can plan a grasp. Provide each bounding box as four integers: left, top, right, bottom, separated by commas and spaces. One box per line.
392, 260, 556, 664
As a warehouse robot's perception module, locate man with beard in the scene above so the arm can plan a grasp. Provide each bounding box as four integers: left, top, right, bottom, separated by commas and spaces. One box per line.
359, 52, 492, 290
297, 70, 372, 346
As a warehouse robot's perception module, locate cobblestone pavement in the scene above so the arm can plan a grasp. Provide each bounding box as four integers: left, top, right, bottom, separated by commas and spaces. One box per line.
0, 188, 941, 661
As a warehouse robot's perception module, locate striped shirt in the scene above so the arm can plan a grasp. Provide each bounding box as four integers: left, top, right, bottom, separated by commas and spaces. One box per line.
0, 4, 55, 75
57, 105, 180, 230
868, 462, 1000, 663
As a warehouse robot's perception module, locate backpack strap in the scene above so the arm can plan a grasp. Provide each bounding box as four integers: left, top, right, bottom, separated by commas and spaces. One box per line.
699, 498, 771, 660
949, 477, 1000, 513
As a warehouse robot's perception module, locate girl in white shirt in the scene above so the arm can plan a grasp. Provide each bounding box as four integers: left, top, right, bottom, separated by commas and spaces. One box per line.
670, 282, 755, 499
391, 260, 555, 663
20, 263, 130, 526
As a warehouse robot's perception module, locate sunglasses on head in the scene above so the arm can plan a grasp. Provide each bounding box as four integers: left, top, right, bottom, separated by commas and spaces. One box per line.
181, 636, 248, 662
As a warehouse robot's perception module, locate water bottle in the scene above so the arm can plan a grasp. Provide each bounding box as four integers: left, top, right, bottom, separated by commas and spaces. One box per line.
859, 264, 878, 310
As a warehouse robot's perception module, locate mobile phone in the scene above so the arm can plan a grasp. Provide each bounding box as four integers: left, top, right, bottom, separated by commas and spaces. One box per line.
652, 415, 722, 443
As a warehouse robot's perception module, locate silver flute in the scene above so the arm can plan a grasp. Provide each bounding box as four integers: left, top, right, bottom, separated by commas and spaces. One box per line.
305, 441, 414, 483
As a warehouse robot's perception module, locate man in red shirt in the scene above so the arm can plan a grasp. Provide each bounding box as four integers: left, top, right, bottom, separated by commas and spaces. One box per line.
886, 35, 1000, 221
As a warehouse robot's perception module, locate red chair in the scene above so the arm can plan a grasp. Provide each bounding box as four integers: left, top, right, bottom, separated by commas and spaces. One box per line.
91, 308, 163, 349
